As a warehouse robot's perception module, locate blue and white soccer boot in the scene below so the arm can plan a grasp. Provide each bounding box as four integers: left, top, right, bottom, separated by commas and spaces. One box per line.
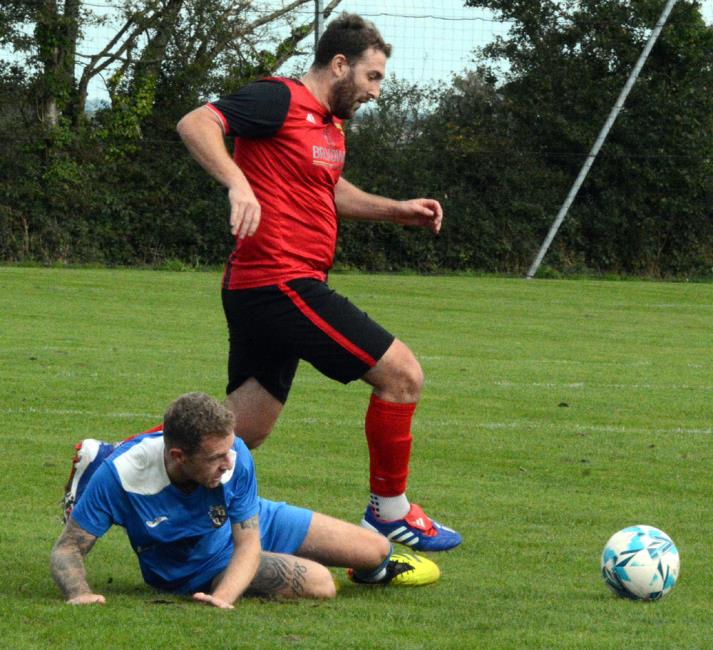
361, 503, 461, 552
62, 439, 117, 523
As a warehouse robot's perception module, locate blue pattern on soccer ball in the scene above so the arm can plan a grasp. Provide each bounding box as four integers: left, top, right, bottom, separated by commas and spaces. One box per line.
600, 525, 680, 601
623, 531, 646, 553
614, 566, 631, 583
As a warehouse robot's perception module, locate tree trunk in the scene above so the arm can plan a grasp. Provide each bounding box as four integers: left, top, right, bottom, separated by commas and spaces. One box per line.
35, 0, 81, 127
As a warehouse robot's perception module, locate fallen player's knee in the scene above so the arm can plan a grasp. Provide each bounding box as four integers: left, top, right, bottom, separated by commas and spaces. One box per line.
307, 566, 337, 599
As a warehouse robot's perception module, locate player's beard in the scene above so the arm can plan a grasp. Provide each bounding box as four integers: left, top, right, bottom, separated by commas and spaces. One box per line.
330, 70, 361, 119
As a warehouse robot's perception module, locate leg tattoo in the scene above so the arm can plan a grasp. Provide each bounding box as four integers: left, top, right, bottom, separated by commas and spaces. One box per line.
247, 554, 307, 599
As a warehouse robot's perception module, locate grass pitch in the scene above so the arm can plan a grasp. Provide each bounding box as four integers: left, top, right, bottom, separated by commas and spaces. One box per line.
1, 267, 712, 649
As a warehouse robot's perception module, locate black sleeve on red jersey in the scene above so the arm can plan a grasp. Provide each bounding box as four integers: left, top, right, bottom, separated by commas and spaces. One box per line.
211, 79, 290, 138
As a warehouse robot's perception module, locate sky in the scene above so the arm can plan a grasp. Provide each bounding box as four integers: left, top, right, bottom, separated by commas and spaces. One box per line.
278, 1, 511, 84
7, 1, 713, 102
74, 1, 510, 102
318, 1, 713, 81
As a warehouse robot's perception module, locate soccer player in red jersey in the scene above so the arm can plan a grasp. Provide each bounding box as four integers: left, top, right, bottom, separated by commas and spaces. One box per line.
177, 14, 460, 551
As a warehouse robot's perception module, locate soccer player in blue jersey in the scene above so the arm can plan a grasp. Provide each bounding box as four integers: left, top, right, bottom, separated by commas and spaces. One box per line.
50, 393, 439, 607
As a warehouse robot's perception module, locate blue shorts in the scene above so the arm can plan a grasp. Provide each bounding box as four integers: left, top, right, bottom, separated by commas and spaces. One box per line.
183, 498, 313, 594
258, 497, 313, 554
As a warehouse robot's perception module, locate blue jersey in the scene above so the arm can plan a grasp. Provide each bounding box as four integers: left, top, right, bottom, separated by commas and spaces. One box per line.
71, 431, 259, 594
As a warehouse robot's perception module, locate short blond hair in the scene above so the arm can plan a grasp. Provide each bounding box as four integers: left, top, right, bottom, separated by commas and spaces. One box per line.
163, 392, 234, 455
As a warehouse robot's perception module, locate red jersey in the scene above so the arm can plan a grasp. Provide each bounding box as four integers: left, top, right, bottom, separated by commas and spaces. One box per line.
209, 78, 346, 290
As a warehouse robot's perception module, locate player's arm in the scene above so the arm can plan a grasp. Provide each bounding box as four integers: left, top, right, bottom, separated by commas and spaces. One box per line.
50, 517, 105, 605
334, 176, 443, 234
192, 514, 261, 609
176, 106, 260, 239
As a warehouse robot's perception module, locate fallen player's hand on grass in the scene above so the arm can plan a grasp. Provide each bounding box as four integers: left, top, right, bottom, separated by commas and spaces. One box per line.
192, 592, 234, 609
66, 593, 106, 605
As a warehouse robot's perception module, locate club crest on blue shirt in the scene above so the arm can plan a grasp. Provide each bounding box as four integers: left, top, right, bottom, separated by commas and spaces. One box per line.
209, 505, 227, 528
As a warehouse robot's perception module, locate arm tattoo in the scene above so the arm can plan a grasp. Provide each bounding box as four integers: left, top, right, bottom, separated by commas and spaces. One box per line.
50, 519, 98, 599
247, 554, 308, 598
238, 514, 259, 530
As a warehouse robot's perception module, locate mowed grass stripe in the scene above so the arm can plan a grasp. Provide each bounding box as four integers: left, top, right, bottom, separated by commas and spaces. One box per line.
1, 267, 712, 649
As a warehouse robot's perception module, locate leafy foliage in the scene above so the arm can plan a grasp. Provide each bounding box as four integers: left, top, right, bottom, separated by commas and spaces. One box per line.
1, 1, 712, 276
462, 0, 713, 275
0, 0, 331, 265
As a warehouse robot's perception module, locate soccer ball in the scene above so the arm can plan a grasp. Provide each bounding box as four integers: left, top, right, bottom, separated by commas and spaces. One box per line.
600, 525, 679, 600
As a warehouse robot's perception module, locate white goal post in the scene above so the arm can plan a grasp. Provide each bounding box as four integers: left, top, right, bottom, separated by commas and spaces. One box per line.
526, 0, 680, 279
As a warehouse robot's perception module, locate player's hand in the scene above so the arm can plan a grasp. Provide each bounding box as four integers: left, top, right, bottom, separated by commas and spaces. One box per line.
192, 592, 235, 609
393, 198, 443, 234
228, 186, 261, 239
66, 593, 106, 605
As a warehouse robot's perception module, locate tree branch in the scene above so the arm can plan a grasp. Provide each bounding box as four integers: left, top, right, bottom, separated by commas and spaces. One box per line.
246, 0, 311, 32
75, 6, 171, 113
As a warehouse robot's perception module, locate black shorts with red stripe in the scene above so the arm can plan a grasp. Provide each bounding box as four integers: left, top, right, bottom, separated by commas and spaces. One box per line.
221, 278, 395, 403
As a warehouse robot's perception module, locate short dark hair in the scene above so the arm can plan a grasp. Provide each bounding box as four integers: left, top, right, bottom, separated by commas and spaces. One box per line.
314, 13, 392, 67
163, 392, 234, 456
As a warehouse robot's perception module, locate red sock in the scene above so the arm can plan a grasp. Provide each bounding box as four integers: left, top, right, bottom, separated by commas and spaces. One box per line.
365, 394, 416, 496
